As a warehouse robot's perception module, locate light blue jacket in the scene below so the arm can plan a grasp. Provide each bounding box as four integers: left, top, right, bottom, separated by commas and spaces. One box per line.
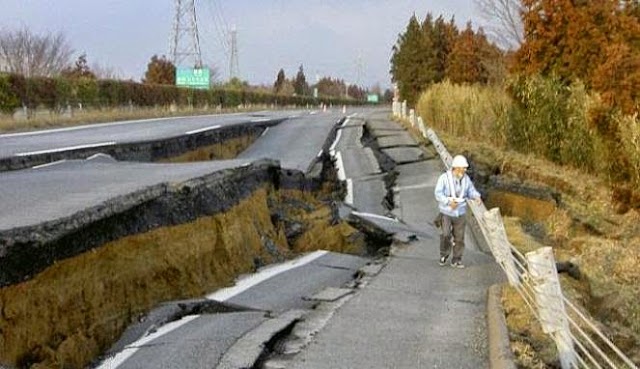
434, 170, 481, 217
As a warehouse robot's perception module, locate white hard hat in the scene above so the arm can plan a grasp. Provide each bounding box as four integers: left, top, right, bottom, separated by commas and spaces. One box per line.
451, 155, 469, 168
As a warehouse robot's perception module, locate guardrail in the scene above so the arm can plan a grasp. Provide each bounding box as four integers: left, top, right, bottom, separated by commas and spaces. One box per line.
393, 103, 639, 369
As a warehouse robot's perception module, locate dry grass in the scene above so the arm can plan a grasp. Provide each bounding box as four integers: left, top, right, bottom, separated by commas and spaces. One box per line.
0, 184, 367, 369
160, 135, 259, 162
416, 80, 511, 145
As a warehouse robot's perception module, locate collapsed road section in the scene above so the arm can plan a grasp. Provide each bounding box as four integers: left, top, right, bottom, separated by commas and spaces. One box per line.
0, 113, 290, 172
0, 110, 395, 369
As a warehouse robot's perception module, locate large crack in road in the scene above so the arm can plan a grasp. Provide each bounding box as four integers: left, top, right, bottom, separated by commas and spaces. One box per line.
0, 111, 398, 369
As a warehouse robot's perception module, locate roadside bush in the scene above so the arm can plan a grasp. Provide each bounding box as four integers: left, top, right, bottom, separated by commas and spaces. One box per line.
0, 74, 20, 114
617, 113, 640, 188
74, 77, 99, 106
0, 72, 365, 116
54, 77, 73, 108
505, 75, 570, 163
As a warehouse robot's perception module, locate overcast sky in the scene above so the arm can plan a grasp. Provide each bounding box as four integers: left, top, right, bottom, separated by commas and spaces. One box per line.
0, 0, 482, 88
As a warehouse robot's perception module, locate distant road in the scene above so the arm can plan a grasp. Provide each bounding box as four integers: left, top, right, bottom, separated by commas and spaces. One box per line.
239, 111, 347, 172
0, 109, 373, 231
0, 111, 298, 159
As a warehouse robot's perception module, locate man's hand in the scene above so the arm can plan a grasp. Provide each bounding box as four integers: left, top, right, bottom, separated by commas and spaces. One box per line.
449, 200, 459, 209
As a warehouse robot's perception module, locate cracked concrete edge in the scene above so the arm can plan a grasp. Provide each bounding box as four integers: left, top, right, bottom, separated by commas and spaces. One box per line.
216, 309, 306, 369
487, 283, 517, 369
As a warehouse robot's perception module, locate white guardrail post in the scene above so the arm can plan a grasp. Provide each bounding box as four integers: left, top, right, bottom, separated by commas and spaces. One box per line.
417, 117, 428, 138
402, 100, 407, 119
409, 109, 416, 127
483, 208, 520, 287
526, 247, 577, 369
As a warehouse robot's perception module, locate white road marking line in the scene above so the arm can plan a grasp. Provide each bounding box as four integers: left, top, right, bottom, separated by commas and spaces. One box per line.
309, 111, 318, 115
341, 118, 351, 128
329, 129, 343, 153
345, 178, 354, 205
317, 150, 324, 158
334, 151, 346, 181
206, 250, 329, 301
99, 250, 329, 369
32, 160, 67, 169
15, 141, 116, 157
251, 118, 271, 123
260, 127, 270, 137
86, 153, 114, 161
0, 113, 243, 138
185, 124, 222, 135
95, 315, 200, 369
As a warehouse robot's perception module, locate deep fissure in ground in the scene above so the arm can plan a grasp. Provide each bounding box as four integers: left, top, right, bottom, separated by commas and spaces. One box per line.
0, 130, 394, 369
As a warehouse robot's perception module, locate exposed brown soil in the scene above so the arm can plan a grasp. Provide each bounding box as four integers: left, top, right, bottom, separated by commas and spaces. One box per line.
0, 183, 369, 369
159, 134, 259, 162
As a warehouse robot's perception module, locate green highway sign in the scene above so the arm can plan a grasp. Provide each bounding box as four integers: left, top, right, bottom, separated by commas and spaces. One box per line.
176, 68, 210, 89
367, 94, 379, 103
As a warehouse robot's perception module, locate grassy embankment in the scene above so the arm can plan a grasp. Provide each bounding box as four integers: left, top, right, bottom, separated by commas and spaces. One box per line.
411, 80, 640, 367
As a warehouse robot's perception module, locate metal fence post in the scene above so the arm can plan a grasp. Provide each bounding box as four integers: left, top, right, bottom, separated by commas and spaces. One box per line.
483, 208, 520, 287
526, 247, 577, 369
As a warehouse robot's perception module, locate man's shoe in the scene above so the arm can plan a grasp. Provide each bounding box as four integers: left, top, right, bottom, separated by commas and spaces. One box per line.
439, 255, 449, 266
451, 260, 465, 269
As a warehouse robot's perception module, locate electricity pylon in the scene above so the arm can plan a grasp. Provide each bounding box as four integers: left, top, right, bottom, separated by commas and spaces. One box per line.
229, 26, 240, 79
170, 0, 203, 68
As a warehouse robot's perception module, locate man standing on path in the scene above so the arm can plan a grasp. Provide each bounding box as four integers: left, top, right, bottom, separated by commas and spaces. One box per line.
434, 155, 482, 268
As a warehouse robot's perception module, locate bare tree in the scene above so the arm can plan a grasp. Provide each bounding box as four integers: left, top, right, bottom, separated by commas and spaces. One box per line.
91, 62, 122, 80
0, 27, 73, 77
474, 0, 524, 49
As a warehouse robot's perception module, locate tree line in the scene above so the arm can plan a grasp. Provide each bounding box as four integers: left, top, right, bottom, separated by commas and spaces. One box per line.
396, 0, 640, 201
0, 27, 381, 115
392, 1, 640, 117
390, 13, 504, 106
271, 65, 390, 102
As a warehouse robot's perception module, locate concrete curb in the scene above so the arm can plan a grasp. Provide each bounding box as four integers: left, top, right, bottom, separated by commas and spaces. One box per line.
487, 283, 517, 369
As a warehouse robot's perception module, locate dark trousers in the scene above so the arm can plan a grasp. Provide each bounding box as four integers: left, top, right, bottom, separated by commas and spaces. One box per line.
439, 213, 466, 262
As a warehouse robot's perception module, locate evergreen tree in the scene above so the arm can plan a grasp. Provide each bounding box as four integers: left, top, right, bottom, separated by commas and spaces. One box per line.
293, 65, 309, 96
273, 68, 286, 94
446, 24, 500, 84
143, 55, 175, 85
447, 23, 483, 84
316, 77, 346, 98
429, 16, 458, 83
390, 14, 426, 106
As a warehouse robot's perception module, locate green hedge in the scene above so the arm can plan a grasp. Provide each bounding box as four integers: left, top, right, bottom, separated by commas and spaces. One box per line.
0, 73, 366, 113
